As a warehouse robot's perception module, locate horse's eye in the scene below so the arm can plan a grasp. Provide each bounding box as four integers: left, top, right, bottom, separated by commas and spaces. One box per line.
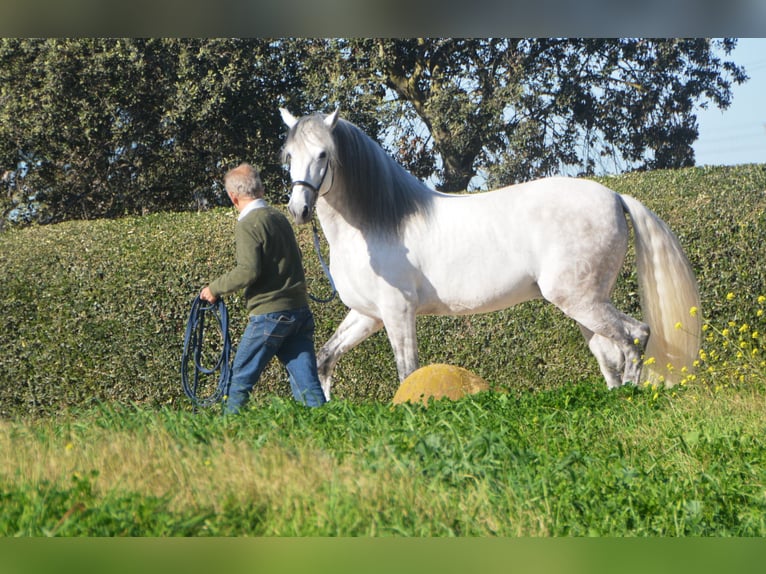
318, 151, 327, 160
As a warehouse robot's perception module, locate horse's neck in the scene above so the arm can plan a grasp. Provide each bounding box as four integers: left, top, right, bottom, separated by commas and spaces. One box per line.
315, 178, 434, 249
315, 199, 357, 246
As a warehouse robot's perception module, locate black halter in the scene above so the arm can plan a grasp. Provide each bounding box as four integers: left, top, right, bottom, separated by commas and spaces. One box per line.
290, 163, 333, 197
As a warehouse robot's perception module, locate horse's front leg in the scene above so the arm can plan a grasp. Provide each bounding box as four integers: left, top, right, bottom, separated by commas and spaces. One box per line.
317, 309, 383, 400
381, 306, 419, 382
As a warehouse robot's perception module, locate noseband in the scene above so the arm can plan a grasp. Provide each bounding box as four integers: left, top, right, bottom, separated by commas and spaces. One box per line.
290, 162, 333, 197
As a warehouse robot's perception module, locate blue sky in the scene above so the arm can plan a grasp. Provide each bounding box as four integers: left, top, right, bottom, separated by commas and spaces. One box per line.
693, 38, 766, 167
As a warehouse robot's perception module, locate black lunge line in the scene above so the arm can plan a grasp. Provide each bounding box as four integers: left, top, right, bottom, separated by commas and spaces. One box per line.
181, 295, 231, 408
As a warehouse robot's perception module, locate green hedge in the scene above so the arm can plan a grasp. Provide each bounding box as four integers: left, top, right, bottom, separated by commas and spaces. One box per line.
1, 164, 764, 418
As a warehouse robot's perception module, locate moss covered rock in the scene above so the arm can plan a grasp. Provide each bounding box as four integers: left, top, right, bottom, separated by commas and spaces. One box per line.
392, 364, 490, 406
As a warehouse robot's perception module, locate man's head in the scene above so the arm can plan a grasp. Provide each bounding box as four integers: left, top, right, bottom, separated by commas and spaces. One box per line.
224, 163, 265, 203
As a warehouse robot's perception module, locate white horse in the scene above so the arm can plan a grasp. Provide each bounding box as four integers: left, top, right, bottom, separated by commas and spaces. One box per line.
280, 108, 701, 399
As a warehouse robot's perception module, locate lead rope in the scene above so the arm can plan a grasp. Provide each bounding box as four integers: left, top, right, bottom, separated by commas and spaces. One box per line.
308, 220, 337, 303
181, 295, 231, 408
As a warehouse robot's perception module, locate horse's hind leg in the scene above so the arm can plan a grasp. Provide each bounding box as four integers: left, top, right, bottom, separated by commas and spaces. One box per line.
568, 303, 649, 386
579, 325, 625, 389
546, 282, 649, 386
317, 309, 383, 400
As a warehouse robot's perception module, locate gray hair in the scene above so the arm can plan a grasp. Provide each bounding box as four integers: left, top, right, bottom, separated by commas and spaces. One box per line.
224, 163, 265, 199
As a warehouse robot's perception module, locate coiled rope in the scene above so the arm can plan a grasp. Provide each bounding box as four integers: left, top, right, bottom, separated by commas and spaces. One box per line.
181, 295, 231, 408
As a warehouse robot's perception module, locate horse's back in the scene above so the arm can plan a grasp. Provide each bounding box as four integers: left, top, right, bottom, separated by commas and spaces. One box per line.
408, 177, 629, 314
427, 176, 626, 257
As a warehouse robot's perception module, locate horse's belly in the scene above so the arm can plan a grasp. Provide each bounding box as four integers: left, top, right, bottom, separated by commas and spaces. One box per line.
418, 270, 542, 315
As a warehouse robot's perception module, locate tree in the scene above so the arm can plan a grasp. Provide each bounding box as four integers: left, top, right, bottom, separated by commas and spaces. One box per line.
0, 38, 749, 226
327, 38, 747, 191
0, 38, 312, 225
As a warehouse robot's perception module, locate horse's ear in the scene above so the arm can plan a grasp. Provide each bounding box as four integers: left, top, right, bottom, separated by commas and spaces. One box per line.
280, 108, 298, 129
324, 108, 339, 129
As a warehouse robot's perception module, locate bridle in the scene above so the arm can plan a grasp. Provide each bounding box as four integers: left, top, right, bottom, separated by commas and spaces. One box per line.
289, 159, 333, 198
288, 159, 337, 303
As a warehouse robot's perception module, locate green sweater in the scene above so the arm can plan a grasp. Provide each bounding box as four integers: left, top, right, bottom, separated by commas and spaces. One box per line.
208, 205, 309, 315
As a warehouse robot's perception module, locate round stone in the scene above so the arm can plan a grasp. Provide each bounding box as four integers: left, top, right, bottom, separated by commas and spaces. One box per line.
392, 363, 490, 406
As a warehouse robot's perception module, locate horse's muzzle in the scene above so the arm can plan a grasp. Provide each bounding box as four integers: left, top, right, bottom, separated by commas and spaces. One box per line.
288, 202, 312, 225
288, 181, 317, 225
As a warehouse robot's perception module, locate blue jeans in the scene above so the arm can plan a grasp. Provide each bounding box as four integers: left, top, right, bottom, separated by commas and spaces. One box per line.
224, 306, 326, 414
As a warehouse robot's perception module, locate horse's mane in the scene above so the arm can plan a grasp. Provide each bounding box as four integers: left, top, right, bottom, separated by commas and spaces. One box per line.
287, 114, 433, 236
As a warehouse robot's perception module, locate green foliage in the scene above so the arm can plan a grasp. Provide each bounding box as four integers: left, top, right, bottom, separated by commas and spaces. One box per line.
0, 38, 747, 226
0, 39, 315, 225
329, 38, 746, 190
0, 164, 764, 419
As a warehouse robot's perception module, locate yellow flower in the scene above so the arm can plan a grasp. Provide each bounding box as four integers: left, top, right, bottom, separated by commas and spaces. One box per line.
689, 306, 699, 317
722, 328, 730, 337
758, 295, 766, 305
674, 321, 683, 330
726, 292, 735, 301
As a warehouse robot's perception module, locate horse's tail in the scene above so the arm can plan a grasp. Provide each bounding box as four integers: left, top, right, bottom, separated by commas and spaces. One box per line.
620, 194, 701, 386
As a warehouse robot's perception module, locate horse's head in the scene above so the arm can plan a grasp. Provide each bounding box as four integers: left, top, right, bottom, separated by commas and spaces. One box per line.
280, 108, 338, 225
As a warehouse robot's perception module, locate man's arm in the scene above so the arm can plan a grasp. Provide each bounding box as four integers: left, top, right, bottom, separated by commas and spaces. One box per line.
200, 223, 262, 301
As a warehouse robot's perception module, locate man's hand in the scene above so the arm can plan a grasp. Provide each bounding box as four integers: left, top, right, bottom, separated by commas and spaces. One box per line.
200, 286, 218, 303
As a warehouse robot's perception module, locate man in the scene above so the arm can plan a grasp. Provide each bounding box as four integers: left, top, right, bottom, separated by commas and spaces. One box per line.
200, 163, 326, 413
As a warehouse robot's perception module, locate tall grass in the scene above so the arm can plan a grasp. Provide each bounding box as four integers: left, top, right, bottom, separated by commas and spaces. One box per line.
3, 307, 765, 536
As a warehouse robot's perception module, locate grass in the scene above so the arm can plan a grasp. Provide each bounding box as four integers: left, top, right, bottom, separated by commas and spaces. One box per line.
2, 371, 765, 536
